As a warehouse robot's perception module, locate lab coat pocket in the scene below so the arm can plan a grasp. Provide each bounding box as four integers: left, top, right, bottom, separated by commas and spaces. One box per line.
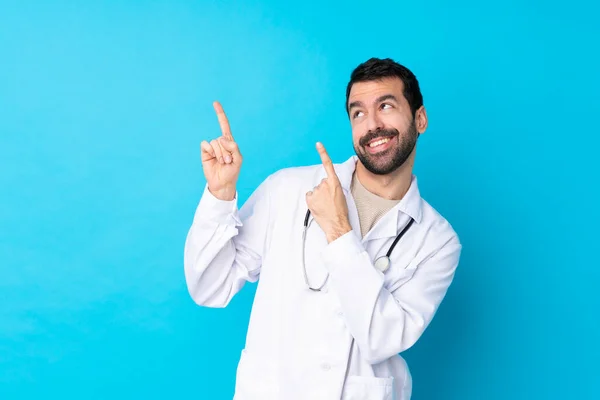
386, 263, 418, 293
342, 375, 394, 400
233, 349, 276, 399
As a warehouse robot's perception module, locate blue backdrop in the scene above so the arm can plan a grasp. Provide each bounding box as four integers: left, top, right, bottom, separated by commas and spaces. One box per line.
1, 1, 598, 399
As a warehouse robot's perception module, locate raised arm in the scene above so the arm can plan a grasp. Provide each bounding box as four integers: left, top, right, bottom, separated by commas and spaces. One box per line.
183, 102, 273, 308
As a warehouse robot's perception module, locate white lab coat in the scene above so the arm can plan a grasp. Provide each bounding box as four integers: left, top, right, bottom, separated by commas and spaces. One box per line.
184, 155, 462, 400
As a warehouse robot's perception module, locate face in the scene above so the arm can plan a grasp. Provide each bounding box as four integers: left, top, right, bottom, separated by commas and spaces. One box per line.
347, 77, 426, 175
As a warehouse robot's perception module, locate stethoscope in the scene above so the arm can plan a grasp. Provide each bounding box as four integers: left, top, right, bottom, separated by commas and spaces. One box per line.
301, 209, 415, 292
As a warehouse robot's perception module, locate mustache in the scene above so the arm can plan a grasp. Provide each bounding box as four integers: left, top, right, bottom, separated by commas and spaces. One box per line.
359, 128, 399, 147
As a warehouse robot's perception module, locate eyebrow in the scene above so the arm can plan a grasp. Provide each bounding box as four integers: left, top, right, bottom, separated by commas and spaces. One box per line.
348, 94, 399, 112
376, 94, 398, 104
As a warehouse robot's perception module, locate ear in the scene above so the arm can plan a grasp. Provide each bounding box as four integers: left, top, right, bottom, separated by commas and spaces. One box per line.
415, 106, 428, 134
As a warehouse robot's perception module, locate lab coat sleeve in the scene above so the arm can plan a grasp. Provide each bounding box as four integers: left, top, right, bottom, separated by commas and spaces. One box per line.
183, 175, 274, 308
320, 229, 461, 364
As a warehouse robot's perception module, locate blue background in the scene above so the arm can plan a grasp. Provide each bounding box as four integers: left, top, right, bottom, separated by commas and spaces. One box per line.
1, 0, 598, 399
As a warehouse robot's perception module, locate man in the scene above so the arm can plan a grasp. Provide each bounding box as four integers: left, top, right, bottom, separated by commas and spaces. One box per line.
184, 57, 462, 400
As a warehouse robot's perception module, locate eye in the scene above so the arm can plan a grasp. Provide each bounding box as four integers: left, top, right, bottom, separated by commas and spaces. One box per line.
353, 110, 364, 119
381, 103, 392, 110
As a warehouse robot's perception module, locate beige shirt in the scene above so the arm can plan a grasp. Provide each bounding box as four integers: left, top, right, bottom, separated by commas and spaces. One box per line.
350, 171, 401, 238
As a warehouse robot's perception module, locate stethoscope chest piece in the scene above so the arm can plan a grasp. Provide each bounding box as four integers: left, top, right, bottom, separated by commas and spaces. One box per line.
374, 256, 391, 273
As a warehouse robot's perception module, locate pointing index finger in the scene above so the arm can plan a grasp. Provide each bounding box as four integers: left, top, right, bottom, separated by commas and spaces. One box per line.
316, 142, 337, 179
213, 101, 233, 140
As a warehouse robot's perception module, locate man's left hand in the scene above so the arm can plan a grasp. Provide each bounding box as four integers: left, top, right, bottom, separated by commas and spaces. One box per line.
306, 142, 352, 243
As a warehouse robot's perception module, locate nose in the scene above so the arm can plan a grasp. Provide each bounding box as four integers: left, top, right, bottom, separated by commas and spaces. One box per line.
366, 111, 384, 132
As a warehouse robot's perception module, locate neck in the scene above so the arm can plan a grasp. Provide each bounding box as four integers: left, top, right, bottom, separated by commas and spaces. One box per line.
355, 153, 415, 200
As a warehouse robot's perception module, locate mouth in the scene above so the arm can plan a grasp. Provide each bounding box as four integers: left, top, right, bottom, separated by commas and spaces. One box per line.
364, 135, 396, 154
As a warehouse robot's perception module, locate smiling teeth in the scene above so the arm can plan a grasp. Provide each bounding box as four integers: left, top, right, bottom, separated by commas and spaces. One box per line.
369, 138, 390, 147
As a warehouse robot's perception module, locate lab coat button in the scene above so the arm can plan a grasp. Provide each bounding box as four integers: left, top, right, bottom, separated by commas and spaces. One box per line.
337, 311, 343, 317
321, 363, 331, 371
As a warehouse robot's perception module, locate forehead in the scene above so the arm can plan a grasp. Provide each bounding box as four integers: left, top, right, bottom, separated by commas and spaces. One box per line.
348, 77, 406, 105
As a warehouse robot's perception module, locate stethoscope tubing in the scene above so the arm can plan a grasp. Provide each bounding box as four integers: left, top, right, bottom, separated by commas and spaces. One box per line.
302, 209, 414, 291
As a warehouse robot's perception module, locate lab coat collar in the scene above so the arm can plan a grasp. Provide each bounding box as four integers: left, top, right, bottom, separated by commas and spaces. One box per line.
322, 155, 423, 241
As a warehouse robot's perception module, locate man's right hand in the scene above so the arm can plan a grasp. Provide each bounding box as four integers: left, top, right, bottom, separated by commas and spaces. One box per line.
200, 101, 242, 201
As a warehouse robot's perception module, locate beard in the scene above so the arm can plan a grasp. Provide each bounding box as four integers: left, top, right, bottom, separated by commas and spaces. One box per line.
354, 119, 419, 175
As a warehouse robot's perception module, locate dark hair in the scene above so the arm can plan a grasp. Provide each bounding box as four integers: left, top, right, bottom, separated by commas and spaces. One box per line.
345, 57, 423, 116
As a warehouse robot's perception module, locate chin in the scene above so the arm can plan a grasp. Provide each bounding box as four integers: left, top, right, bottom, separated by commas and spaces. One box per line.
359, 155, 400, 175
